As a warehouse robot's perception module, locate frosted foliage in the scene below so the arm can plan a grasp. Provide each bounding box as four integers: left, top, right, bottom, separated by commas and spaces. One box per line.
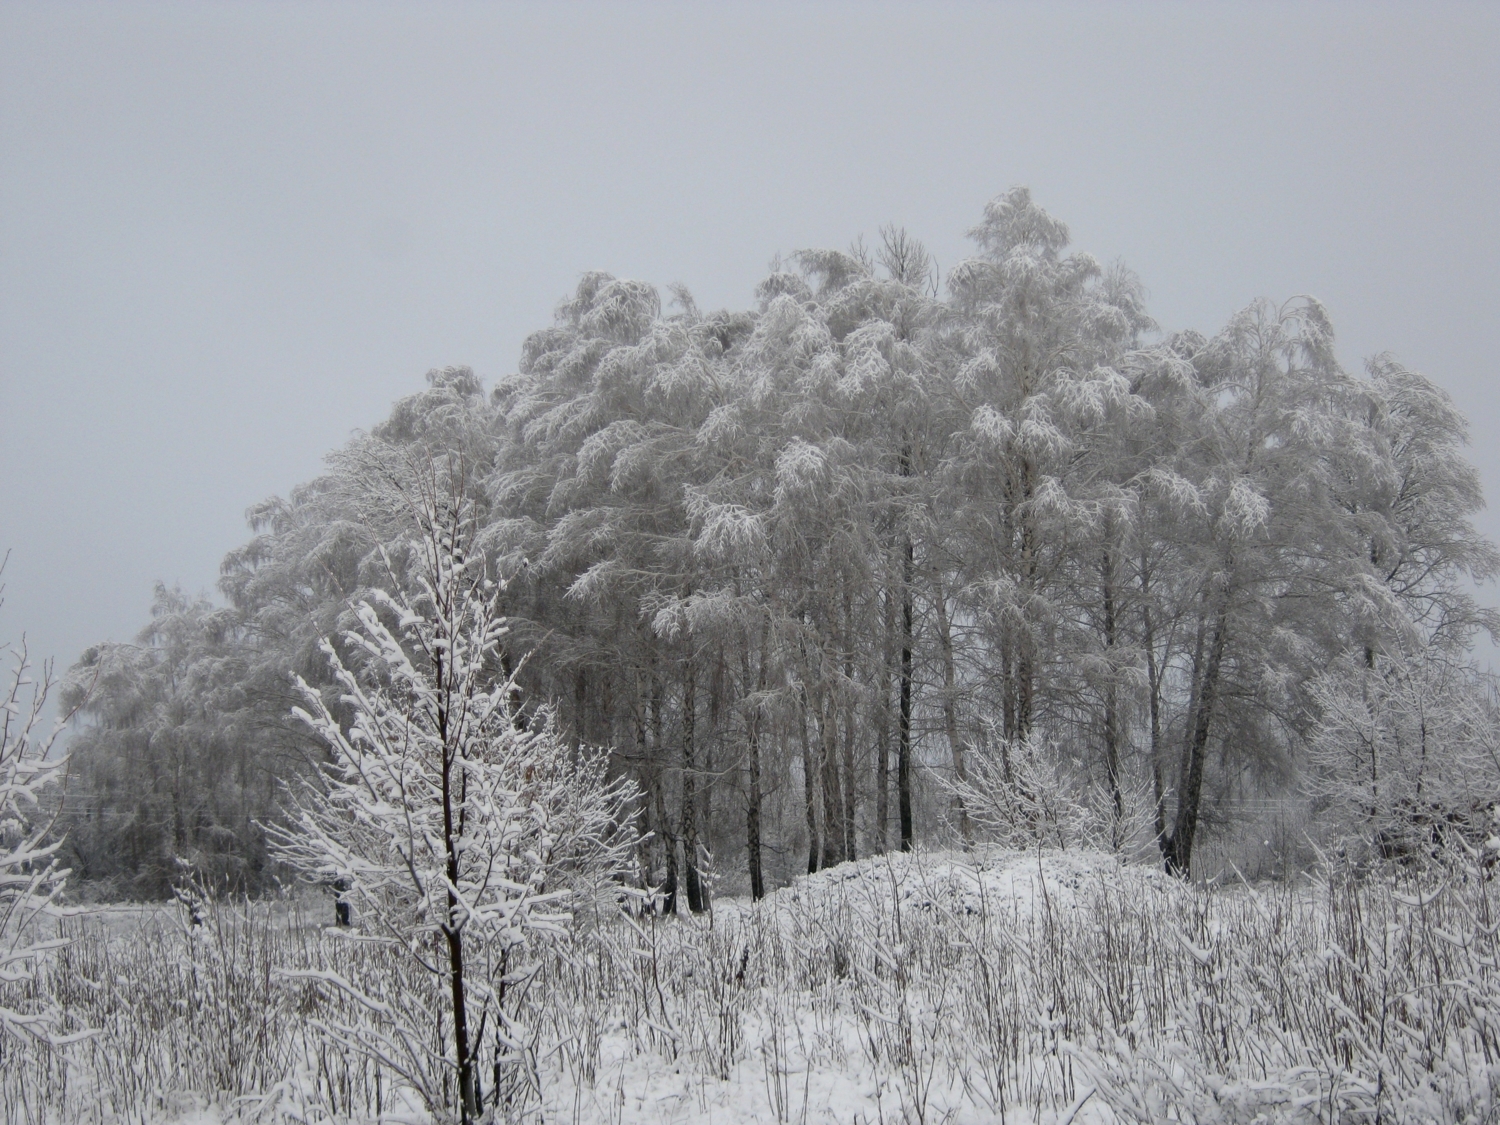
285, 604, 570, 953
45, 190, 1500, 1124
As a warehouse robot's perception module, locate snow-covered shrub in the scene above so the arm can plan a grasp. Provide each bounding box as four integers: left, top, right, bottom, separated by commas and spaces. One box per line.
0, 642, 82, 1045
950, 730, 1101, 850
12, 841, 1500, 1124
1304, 653, 1500, 865
0, 638, 96, 1123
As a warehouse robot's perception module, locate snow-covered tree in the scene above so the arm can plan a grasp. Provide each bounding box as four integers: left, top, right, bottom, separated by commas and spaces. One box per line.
61, 586, 265, 896
271, 456, 636, 1123
0, 636, 81, 1048
1345, 356, 1500, 657
1149, 299, 1357, 874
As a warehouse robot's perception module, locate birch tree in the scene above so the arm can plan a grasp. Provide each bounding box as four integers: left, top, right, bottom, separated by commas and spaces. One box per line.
272, 459, 635, 1122
1154, 300, 1356, 874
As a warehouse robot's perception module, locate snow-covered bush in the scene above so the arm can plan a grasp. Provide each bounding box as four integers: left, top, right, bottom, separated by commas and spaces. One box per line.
1304, 652, 1500, 864
950, 730, 1102, 850
10, 841, 1500, 1124
0, 640, 80, 1047
0, 635, 97, 1125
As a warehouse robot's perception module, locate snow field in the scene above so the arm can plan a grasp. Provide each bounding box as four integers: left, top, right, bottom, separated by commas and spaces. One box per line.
5, 848, 1500, 1124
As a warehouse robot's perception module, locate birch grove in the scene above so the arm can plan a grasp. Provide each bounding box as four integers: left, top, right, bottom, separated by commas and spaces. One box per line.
61, 188, 1500, 891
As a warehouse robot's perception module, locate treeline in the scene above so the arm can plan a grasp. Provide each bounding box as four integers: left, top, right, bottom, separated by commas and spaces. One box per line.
61, 188, 1500, 899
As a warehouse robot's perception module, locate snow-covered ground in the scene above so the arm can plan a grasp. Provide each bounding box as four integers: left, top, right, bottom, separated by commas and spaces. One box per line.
538, 848, 1137, 1125
10, 846, 1499, 1124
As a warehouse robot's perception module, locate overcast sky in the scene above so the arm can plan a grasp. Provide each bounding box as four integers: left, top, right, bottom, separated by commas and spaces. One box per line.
2, 0, 1498, 684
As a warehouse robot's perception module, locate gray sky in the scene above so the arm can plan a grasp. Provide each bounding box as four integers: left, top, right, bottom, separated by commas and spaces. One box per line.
2, 1, 1498, 684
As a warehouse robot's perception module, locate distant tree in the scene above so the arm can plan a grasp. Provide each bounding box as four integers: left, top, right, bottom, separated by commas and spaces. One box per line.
61, 368, 501, 899
61, 586, 266, 896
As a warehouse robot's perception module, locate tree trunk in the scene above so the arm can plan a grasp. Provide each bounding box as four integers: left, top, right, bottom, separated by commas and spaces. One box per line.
799, 677, 820, 874
444, 919, 476, 1121
998, 638, 1013, 742
744, 619, 768, 899
842, 692, 858, 863
632, 676, 652, 886
682, 658, 705, 913
1015, 456, 1037, 740
573, 667, 587, 751
818, 672, 846, 868
1100, 545, 1123, 829
932, 574, 970, 843
876, 586, 894, 852
841, 588, 858, 862
899, 536, 915, 852
437, 659, 477, 1122
651, 672, 677, 913
707, 647, 725, 868
1163, 601, 1229, 878
1142, 587, 1167, 847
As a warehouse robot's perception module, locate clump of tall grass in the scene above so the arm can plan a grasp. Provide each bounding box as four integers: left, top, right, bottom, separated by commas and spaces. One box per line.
521, 846, 1500, 1123
1, 892, 429, 1125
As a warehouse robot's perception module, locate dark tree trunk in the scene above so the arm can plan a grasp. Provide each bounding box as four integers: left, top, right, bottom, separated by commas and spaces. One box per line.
437, 655, 477, 1122
1000, 640, 1014, 742
1163, 603, 1229, 878
876, 586, 894, 852
1017, 454, 1039, 741
707, 647, 725, 869
744, 620, 768, 899
799, 679, 820, 874
842, 694, 857, 863
682, 658, 706, 913
655, 780, 678, 915
573, 667, 587, 751
899, 537, 915, 852
444, 919, 476, 1122
1139, 554, 1169, 847
819, 680, 846, 869
1100, 545, 1123, 826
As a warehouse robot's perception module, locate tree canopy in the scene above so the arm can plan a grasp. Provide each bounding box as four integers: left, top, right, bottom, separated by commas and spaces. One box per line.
62, 188, 1500, 894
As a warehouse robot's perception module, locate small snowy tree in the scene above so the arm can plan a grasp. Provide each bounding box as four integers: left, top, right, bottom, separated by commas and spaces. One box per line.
271, 461, 636, 1123
0, 635, 82, 1048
